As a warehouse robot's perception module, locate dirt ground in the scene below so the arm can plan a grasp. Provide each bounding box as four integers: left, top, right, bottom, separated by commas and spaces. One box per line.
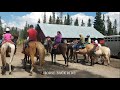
0, 45, 120, 78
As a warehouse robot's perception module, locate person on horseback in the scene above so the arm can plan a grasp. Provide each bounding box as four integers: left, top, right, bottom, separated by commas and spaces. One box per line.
94, 38, 101, 52
86, 34, 91, 44
22, 25, 37, 53
53, 31, 62, 49
79, 34, 85, 48
2, 27, 14, 45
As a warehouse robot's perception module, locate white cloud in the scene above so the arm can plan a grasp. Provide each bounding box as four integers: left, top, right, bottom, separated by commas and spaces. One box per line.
7, 12, 58, 29
2, 12, 120, 33
69, 13, 94, 26
1, 19, 7, 28
104, 12, 120, 33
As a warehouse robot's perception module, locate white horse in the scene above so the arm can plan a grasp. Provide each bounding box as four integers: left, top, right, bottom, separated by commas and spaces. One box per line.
1, 42, 15, 75
94, 46, 111, 65
78, 44, 111, 66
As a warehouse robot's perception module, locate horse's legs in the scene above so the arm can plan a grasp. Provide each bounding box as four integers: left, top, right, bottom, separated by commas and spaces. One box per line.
54, 53, 56, 64
76, 53, 78, 63
51, 50, 54, 63
29, 55, 35, 75
23, 54, 27, 69
62, 53, 68, 66
90, 55, 94, 66
104, 55, 110, 66
8, 44, 15, 75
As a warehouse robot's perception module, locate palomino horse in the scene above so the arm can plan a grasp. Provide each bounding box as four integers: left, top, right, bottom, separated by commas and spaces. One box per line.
51, 43, 69, 66
23, 41, 45, 76
1, 42, 15, 75
78, 44, 111, 66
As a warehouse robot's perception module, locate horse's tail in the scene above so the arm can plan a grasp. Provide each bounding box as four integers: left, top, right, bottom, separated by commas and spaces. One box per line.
36, 42, 45, 67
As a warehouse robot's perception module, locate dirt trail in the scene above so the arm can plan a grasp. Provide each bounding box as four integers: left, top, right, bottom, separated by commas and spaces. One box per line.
0, 45, 120, 78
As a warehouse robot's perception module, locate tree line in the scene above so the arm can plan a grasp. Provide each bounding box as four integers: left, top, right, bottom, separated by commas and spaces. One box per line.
38, 12, 120, 35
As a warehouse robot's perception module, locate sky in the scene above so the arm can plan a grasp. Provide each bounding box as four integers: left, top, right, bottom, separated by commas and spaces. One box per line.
0, 12, 120, 33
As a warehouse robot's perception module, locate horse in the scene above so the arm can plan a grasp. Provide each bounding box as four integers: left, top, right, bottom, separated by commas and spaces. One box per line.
78, 44, 111, 66
23, 41, 45, 76
44, 39, 52, 55
1, 42, 15, 75
66, 41, 87, 63
51, 41, 69, 66
12, 34, 18, 54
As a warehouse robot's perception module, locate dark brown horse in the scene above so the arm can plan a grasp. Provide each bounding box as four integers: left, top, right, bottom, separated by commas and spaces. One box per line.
51, 43, 69, 66
44, 39, 52, 55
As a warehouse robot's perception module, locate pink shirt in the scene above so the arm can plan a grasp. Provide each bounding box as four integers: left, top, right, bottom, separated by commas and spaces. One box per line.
3, 33, 12, 41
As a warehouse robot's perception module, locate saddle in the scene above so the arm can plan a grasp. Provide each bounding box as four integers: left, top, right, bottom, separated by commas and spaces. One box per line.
2, 40, 14, 46
53, 44, 59, 49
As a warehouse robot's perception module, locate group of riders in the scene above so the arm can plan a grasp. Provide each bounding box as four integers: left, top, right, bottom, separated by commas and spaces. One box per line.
0, 24, 102, 56
43, 31, 102, 54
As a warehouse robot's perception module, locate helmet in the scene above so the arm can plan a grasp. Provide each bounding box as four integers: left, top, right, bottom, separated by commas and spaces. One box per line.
46, 36, 50, 38
3, 32, 6, 34
79, 34, 82, 37
87, 34, 90, 37
6, 28, 10, 32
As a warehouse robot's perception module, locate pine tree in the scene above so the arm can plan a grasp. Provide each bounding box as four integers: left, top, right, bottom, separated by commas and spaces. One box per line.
0, 16, 3, 35
49, 15, 52, 24
52, 12, 55, 24
70, 18, 73, 25
66, 14, 71, 25
81, 20, 85, 26
43, 12, 46, 23
56, 16, 60, 24
102, 14, 106, 35
59, 12, 63, 25
64, 16, 67, 25
23, 21, 28, 39
87, 18, 92, 27
74, 17, 79, 26
107, 16, 113, 35
113, 19, 117, 35
94, 12, 105, 35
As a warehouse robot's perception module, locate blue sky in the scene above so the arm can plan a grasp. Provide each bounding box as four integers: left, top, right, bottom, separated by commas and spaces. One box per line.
0, 12, 107, 22
0, 12, 119, 33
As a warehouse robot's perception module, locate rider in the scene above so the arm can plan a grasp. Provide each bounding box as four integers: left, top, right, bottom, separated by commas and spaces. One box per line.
53, 31, 62, 49
86, 34, 91, 44
79, 34, 85, 48
22, 25, 38, 53
2, 27, 14, 45
94, 37, 101, 52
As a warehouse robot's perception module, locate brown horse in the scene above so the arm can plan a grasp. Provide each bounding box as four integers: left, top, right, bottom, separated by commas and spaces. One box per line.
23, 41, 45, 76
67, 42, 87, 63
51, 43, 69, 66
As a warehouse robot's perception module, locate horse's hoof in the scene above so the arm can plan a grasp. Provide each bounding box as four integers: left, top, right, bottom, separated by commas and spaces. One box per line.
53, 62, 56, 65
41, 71, 44, 75
29, 73, 32, 76
11, 65, 15, 71
23, 66, 26, 69
1, 71, 6, 75
9, 72, 12, 75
